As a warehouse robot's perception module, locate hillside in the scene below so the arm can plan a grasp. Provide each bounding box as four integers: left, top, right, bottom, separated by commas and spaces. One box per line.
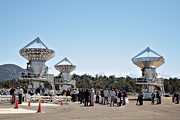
0, 64, 27, 81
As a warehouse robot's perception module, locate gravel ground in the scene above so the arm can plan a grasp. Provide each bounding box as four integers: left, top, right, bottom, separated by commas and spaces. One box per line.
0, 97, 180, 120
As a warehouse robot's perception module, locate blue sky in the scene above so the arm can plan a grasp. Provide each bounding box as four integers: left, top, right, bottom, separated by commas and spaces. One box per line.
0, 0, 180, 77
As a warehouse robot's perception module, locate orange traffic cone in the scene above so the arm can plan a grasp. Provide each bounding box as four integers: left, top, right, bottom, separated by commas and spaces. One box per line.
28, 101, 31, 106
15, 100, 19, 109
42, 98, 45, 103
60, 100, 63, 106
37, 102, 41, 113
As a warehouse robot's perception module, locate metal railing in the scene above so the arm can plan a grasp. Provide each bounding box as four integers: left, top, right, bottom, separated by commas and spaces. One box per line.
135, 78, 163, 84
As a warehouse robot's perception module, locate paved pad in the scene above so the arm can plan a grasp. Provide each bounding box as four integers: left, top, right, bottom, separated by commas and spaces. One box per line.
0, 108, 36, 114
21, 103, 60, 107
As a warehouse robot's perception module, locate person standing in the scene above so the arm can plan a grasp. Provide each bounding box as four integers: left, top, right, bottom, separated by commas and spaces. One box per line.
172, 92, 176, 103
18, 87, 24, 104
79, 89, 84, 104
90, 88, 95, 106
71, 89, 77, 102
23, 87, 27, 102
159, 92, 162, 104
104, 89, 109, 105
100, 89, 104, 104
156, 91, 160, 104
151, 92, 155, 104
138, 92, 143, 105
84, 89, 90, 107
118, 90, 122, 106
122, 91, 127, 105
10, 87, 16, 104
95, 89, 100, 103
175, 92, 179, 104
109, 89, 116, 106
136, 94, 139, 105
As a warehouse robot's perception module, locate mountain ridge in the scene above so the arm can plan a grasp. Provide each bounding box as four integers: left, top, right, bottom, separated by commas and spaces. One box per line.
0, 64, 27, 81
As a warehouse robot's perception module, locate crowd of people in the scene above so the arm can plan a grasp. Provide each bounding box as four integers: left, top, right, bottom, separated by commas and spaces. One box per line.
7, 87, 78, 104
9, 87, 25, 104
136, 91, 180, 106
3, 87, 130, 107
1, 87, 180, 107
77, 88, 129, 107
136, 91, 162, 106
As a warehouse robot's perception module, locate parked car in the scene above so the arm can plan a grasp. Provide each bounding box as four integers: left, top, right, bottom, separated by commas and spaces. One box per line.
164, 93, 171, 97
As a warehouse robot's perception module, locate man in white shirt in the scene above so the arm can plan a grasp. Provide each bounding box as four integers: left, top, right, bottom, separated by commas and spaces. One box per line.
104, 89, 109, 105
109, 89, 116, 106
18, 87, 24, 104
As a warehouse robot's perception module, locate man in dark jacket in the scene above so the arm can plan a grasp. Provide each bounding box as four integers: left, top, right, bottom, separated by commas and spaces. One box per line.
84, 89, 90, 106
118, 90, 122, 106
175, 92, 179, 104
10, 87, 16, 104
138, 92, 143, 105
151, 92, 155, 104
156, 91, 160, 104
